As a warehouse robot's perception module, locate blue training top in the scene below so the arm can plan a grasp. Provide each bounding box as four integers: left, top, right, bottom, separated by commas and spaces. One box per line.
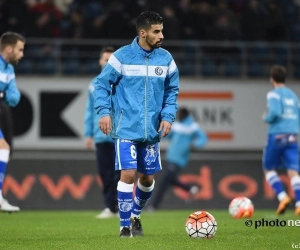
264, 86, 300, 134
0, 55, 21, 107
166, 115, 207, 168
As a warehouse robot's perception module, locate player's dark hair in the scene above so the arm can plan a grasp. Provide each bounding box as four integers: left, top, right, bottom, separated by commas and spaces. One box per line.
99, 46, 115, 58
177, 107, 190, 121
270, 65, 286, 83
0, 32, 25, 51
136, 11, 163, 33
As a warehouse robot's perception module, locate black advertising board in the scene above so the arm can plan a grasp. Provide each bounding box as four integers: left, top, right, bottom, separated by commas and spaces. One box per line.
3, 153, 287, 210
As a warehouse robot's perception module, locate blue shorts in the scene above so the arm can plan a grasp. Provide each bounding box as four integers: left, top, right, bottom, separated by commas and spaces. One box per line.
115, 139, 162, 175
262, 134, 299, 171
0, 129, 3, 139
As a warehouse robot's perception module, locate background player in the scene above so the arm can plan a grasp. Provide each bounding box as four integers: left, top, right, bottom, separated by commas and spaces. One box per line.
262, 65, 300, 216
0, 31, 25, 212
84, 46, 120, 218
148, 107, 207, 211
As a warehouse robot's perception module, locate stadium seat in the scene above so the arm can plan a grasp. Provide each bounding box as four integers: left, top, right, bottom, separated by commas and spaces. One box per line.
15, 58, 33, 74
61, 59, 80, 75
248, 43, 271, 58
178, 61, 195, 76
84, 2, 103, 19
290, 24, 300, 42
223, 60, 242, 77
294, 69, 300, 79
284, 2, 299, 23
83, 59, 100, 75
184, 45, 197, 55
247, 61, 267, 77
273, 45, 289, 57
293, 61, 300, 78
200, 59, 219, 77
271, 60, 287, 67
37, 58, 57, 74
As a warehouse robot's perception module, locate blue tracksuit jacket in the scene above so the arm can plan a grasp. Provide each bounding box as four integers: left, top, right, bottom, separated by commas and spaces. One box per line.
93, 37, 179, 143
0, 55, 21, 107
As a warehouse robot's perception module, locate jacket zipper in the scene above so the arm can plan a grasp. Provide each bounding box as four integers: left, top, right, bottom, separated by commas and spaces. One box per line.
144, 56, 148, 141
116, 110, 123, 134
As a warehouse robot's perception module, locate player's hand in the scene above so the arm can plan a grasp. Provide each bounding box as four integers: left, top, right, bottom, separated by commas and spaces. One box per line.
158, 120, 171, 138
262, 112, 266, 120
85, 137, 93, 149
99, 116, 111, 135
0, 91, 5, 100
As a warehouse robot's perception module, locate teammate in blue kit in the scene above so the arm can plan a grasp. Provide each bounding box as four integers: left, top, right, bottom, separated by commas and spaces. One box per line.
148, 107, 207, 211
93, 11, 179, 237
0, 32, 25, 212
262, 65, 300, 216
84, 46, 120, 219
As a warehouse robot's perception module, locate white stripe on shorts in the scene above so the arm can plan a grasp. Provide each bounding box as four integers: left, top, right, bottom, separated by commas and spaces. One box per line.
116, 139, 121, 170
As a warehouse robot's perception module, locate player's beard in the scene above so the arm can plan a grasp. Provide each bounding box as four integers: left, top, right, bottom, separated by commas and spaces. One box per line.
9, 54, 19, 66
146, 37, 163, 49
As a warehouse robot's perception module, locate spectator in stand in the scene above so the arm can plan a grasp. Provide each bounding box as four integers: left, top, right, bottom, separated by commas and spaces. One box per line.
228, 0, 248, 16
264, 1, 287, 41
84, 14, 107, 39
213, 0, 239, 32
241, 0, 264, 41
61, 8, 85, 39
175, 0, 195, 39
147, 0, 174, 14
0, 0, 29, 36
161, 5, 182, 40
54, 0, 74, 14
206, 14, 239, 41
101, 1, 133, 39
0, 0, 297, 42
26, 0, 63, 38
190, 1, 214, 40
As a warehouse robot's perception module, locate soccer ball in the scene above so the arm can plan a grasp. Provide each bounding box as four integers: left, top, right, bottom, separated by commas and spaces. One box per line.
228, 196, 254, 218
185, 210, 217, 239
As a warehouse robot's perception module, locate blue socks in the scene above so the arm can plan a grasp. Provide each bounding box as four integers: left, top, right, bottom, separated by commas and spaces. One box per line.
117, 181, 134, 228
131, 179, 155, 218
291, 175, 300, 207
265, 171, 286, 201
117, 179, 155, 230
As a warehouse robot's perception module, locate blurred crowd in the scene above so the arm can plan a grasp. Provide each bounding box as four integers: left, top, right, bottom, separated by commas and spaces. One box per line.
0, 0, 300, 42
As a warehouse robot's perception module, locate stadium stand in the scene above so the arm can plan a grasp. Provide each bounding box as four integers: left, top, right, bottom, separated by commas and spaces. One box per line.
3, 0, 300, 78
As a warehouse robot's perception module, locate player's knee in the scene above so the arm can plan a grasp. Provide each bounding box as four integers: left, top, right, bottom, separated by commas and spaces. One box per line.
0, 139, 10, 150
287, 169, 299, 178
120, 169, 136, 184
139, 175, 154, 187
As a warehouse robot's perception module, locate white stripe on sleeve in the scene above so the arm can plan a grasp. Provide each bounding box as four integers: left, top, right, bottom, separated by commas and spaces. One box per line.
108, 55, 122, 74
267, 92, 280, 100
168, 60, 177, 75
0, 72, 15, 83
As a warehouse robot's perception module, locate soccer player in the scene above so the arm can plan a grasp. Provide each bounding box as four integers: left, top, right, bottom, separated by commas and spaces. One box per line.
262, 65, 300, 216
94, 11, 179, 237
84, 46, 120, 219
148, 107, 207, 211
0, 32, 25, 212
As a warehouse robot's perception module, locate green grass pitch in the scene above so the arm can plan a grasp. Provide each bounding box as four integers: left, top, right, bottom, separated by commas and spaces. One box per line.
0, 209, 299, 250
